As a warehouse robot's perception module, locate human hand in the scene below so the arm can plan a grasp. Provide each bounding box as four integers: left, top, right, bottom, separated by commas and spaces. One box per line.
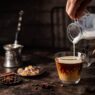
66, 0, 92, 20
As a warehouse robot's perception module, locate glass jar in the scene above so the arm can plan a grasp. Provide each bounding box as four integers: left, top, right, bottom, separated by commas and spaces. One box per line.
67, 13, 95, 44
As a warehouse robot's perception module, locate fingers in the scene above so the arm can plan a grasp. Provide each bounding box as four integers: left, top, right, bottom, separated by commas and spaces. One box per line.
66, 0, 92, 20
66, 0, 79, 20
75, 0, 92, 19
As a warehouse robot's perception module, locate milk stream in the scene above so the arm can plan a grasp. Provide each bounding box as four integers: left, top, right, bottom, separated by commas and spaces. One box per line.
73, 43, 75, 57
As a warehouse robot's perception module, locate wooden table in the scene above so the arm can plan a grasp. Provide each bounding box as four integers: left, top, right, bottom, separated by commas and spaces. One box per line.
0, 51, 95, 95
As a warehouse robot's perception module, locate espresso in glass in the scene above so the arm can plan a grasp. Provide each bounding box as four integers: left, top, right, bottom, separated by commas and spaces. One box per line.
55, 55, 83, 85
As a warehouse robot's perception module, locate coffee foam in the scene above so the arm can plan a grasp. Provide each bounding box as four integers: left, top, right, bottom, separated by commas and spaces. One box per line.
57, 56, 82, 64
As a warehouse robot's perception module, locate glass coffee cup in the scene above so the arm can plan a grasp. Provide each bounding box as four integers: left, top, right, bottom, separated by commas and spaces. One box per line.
54, 52, 89, 85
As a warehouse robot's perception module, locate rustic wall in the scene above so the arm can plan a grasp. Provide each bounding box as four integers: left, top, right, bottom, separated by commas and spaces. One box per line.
0, 0, 67, 50
0, 0, 94, 51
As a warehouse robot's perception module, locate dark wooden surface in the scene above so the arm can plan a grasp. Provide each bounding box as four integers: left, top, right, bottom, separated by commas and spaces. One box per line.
0, 51, 95, 95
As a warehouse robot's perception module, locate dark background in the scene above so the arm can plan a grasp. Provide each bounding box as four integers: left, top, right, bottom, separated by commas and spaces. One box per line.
0, 0, 66, 51
0, 0, 95, 53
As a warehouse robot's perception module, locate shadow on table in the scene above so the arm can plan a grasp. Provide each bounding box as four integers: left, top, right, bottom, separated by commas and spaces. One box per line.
80, 77, 95, 85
